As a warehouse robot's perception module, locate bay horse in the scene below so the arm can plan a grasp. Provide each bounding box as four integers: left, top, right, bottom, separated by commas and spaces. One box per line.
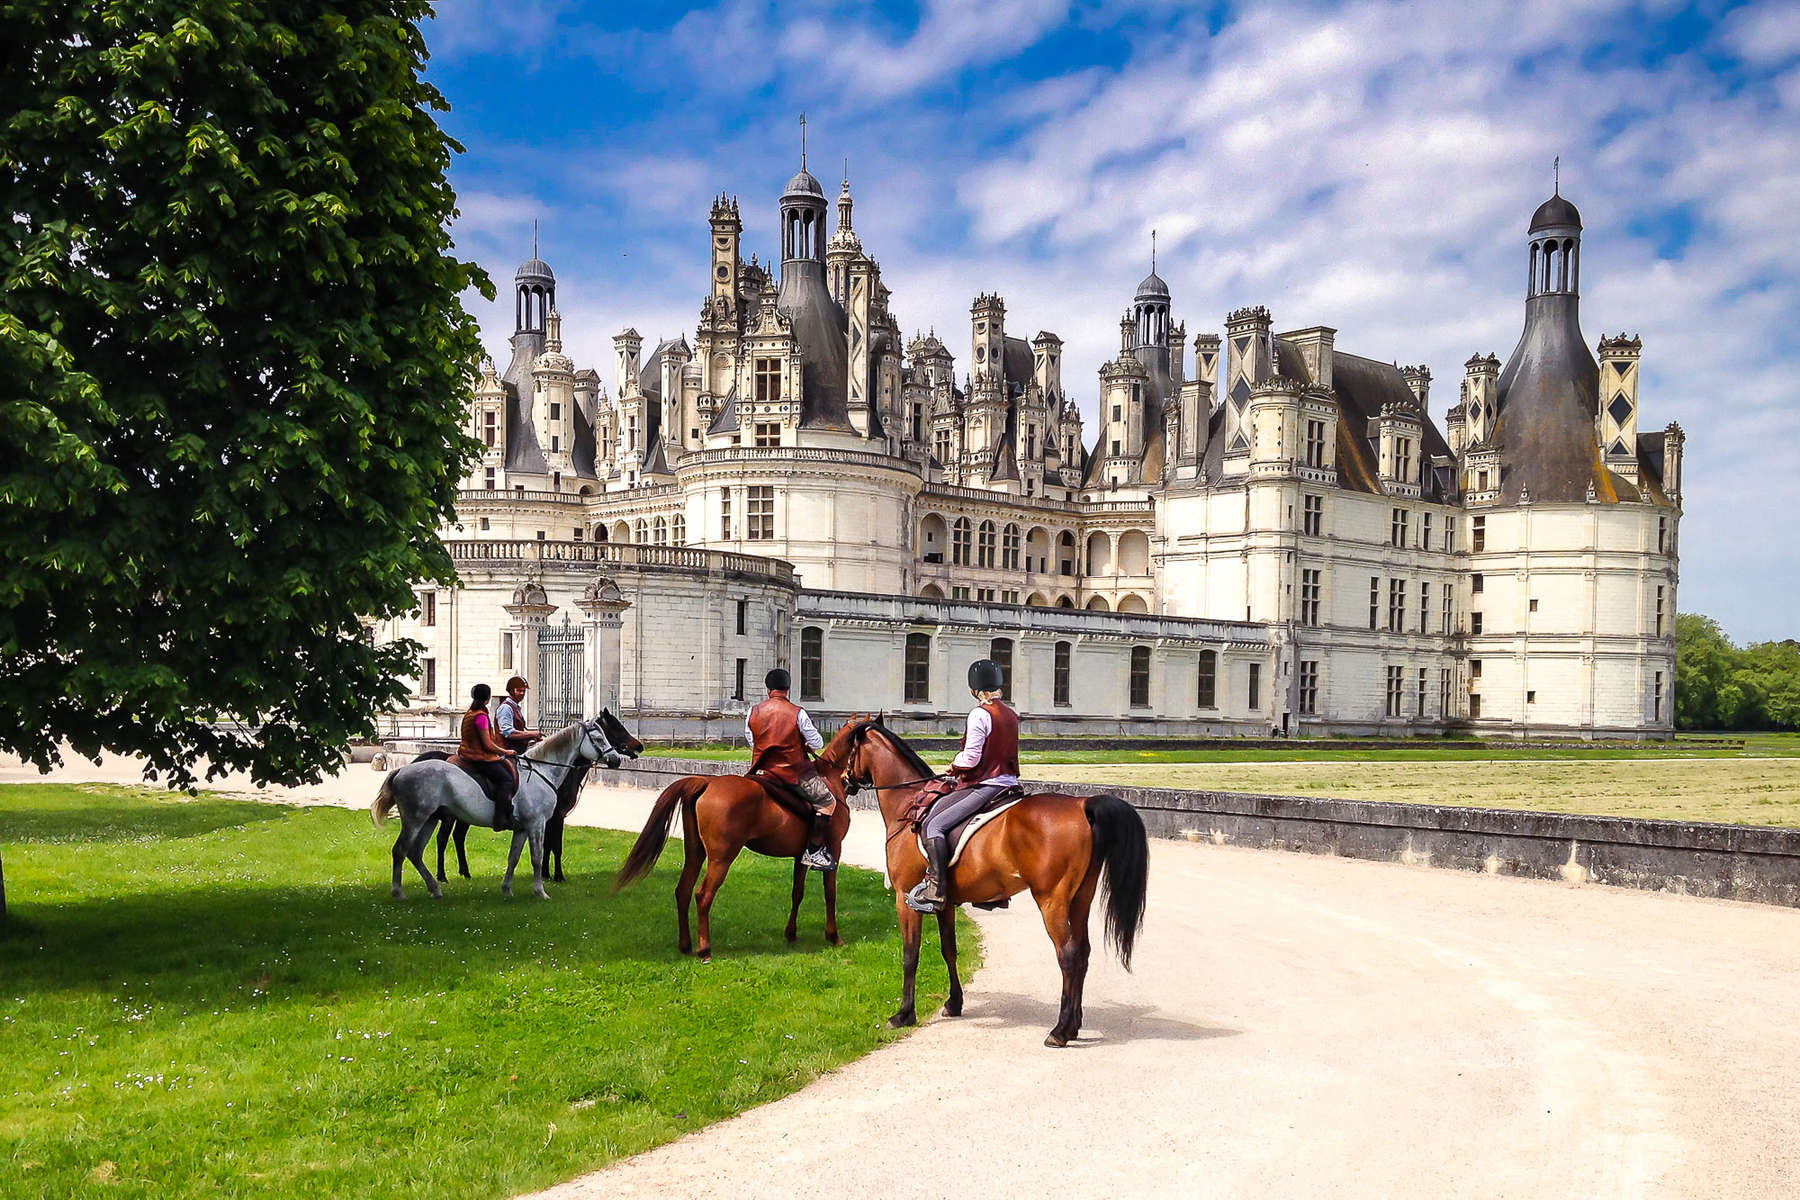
836, 718, 1148, 1047
372, 716, 623, 899
612, 721, 856, 961
423, 708, 644, 882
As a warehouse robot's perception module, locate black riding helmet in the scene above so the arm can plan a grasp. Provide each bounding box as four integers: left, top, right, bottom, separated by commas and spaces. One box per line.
967, 659, 1003, 693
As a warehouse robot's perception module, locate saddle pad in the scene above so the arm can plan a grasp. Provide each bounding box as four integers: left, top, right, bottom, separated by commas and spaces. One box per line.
749, 773, 814, 823
445, 754, 515, 802
918, 797, 1024, 868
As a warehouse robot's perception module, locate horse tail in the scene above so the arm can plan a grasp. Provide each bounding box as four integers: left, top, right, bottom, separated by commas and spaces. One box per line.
372, 776, 398, 827
612, 776, 705, 892
1084, 794, 1149, 971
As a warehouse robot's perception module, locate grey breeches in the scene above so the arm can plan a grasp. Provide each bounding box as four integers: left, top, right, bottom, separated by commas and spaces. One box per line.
923, 781, 1012, 841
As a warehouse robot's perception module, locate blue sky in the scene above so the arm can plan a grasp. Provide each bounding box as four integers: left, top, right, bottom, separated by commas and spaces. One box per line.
422, 0, 1800, 643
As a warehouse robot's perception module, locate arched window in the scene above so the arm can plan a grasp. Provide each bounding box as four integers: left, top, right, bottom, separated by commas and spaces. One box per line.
1002, 523, 1021, 571
653, 516, 668, 546
634, 518, 648, 544
951, 518, 972, 566
989, 637, 1014, 702
671, 514, 686, 546
978, 520, 997, 568
593, 524, 608, 543
1129, 645, 1152, 708
904, 633, 931, 703
1197, 650, 1218, 709
800, 626, 824, 700
1053, 641, 1072, 706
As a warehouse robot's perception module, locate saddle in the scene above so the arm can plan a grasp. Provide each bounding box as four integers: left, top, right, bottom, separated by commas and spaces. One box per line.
749, 772, 820, 823
914, 784, 1026, 867
446, 754, 517, 803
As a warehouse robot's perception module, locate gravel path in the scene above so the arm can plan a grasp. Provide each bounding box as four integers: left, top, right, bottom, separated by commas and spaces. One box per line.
8, 756, 1798, 1198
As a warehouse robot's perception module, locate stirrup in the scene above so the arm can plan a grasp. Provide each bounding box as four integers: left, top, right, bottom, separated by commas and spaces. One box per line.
800, 845, 836, 871
904, 880, 944, 914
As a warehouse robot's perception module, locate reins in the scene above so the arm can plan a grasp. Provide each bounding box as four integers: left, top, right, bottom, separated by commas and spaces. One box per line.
517, 723, 610, 789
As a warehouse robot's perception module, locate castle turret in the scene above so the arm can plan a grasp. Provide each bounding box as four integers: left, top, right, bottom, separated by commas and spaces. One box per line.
1597, 333, 1642, 486
776, 147, 849, 429
1222, 305, 1273, 468
709, 195, 741, 305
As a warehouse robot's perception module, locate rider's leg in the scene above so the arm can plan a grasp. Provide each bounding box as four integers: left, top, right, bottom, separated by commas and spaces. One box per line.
488, 761, 516, 831
796, 767, 838, 871
908, 783, 1000, 912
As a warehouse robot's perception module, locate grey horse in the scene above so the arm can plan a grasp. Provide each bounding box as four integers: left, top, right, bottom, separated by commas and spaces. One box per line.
372, 716, 622, 899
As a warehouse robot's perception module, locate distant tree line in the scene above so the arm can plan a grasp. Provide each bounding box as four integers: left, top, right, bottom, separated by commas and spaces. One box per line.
1676, 614, 1800, 731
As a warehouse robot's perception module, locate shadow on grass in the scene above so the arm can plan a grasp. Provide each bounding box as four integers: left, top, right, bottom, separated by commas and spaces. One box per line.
1, 797, 289, 844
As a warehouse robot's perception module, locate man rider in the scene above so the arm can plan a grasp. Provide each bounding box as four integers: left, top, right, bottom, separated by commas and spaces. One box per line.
496, 675, 543, 752
744, 667, 839, 871
906, 658, 1020, 914
459, 682, 519, 830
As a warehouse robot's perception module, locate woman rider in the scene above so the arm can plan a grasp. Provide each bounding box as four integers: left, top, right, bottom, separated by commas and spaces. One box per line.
459, 683, 519, 830
906, 658, 1020, 914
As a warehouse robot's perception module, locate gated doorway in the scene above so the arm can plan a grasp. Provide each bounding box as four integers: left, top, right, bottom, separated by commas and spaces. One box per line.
536, 615, 583, 730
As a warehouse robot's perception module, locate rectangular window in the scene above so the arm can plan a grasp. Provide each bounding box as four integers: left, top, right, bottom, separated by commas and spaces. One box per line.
420, 657, 437, 697
1447, 518, 1457, 554
800, 626, 823, 700
1054, 641, 1072, 707
1472, 516, 1486, 553
1300, 569, 1322, 626
733, 658, 746, 701
1471, 611, 1484, 635
550, 435, 560, 454
1529, 598, 1539, 613
1471, 572, 1484, 594
1129, 646, 1151, 708
1298, 660, 1319, 715
483, 411, 497, 448
1443, 588, 1452, 634
1527, 690, 1537, 704
754, 422, 780, 447
991, 638, 1015, 702
1470, 693, 1482, 718
934, 428, 952, 463
1440, 668, 1452, 717
736, 599, 748, 636
1386, 666, 1403, 717
904, 633, 930, 703
951, 586, 971, 600
977, 587, 996, 602
1470, 658, 1483, 679
720, 487, 732, 539
1111, 404, 1122, 421
1304, 419, 1327, 468
501, 632, 513, 671
1303, 494, 1323, 537
1395, 438, 1413, 481
746, 486, 774, 540
1418, 667, 1428, 717
1110, 439, 1121, 456
1248, 663, 1262, 711
754, 357, 781, 405
1197, 650, 1218, 709
1421, 512, 1433, 550
1655, 586, 1665, 636
1026, 425, 1037, 459
1388, 578, 1406, 631
1369, 577, 1380, 630
1391, 508, 1409, 548
480, 517, 490, 531
421, 591, 436, 627
1420, 582, 1430, 633
484, 467, 496, 490
912, 405, 924, 442
1658, 517, 1669, 555
1654, 671, 1665, 722
549, 402, 560, 420
627, 415, 638, 451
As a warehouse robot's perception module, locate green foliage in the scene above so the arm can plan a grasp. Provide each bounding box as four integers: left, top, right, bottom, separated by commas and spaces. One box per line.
1, 785, 961, 1197
1675, 614, 1800, 731
0, 2, 488, 792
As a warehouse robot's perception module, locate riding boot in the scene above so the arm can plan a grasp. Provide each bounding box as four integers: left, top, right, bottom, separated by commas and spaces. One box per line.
800, 813, 836, 872
906, 836, 952, 914
491, 791, 513, 832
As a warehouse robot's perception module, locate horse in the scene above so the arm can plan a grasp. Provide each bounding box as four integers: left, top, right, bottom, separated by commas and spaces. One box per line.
371, 716, 623, 900
611, 721, 857, 961
836, 718, 1149, 1047
421, 708, 644, 882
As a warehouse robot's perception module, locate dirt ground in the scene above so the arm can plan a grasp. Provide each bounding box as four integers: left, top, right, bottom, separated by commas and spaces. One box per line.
7, 753, 1798, 1198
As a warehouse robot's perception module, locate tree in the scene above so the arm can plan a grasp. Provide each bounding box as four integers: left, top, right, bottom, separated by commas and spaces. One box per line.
0, 2, 488, 918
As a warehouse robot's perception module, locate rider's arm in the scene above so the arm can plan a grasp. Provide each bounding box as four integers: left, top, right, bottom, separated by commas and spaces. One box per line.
496, 702, 517, 738
950, 706, 990, 774
796, 708, 824, 753
743, 713, 755, 752
476, 712, 514, 756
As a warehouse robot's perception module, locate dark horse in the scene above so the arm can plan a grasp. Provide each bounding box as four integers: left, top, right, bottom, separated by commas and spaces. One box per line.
836, 718, 1148, 1047
612, 721, 856, 961
412, 707, 643, 881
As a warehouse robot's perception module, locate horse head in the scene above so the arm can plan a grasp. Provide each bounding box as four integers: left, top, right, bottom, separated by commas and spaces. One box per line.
597, 707, 644, 759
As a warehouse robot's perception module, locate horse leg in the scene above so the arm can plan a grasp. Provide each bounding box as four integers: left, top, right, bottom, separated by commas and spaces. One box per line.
406, 817, 442, 900
822, 865, 843, 947
501, 830, 527, 897
528, 825, 549, 899
785, 858, 806, 943
674, 801, 704, 954
888, 901, 924, 1028
454, 820, 471, 878
548, 814, 566, 882
1035, 891, 1083, 1047
1065, 869, 1101, 1039
693, 848, 739, 963
937, 908, 964, 1017
391, 829, 408, 899
435, 820, 451, 883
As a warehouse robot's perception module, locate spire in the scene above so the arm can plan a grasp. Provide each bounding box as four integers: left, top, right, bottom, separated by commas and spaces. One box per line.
533, 217, 539, 259
799, 111, 807, 170
1151, 228, 1157, 274
1553, 155, 1560, 195
836, 163, 854, 232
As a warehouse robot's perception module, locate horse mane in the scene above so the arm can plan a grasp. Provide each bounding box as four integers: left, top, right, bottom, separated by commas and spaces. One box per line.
528, 721, 585, 761
864, 720, 936, 779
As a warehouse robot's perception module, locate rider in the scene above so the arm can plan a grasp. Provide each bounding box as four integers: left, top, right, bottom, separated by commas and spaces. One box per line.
496, 675, 543, 752
745, 667, 839, 871
459, 683, 519, 830
907, 659, 1020, 914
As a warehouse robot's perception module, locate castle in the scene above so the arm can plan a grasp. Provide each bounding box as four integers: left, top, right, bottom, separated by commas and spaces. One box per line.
375, 155, 1683, 741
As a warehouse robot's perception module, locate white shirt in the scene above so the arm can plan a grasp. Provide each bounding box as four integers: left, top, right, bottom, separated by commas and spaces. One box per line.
744, 702, 823, 753
951, 704, 1019, 786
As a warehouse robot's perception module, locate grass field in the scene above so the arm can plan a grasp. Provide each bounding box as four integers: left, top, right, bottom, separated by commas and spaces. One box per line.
0, 785, 964, 1199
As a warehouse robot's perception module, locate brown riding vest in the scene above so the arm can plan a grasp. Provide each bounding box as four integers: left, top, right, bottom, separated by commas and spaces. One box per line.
458, 710, 503, 762
747, 694, 809, 785
960, 700, 1020, 784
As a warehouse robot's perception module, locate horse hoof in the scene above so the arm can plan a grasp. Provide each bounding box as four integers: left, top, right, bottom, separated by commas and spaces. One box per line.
888, 1011, 916, 1029
944, 998, 963, 1018
428, 889, 443, 900
533, 889, 549, 900
1044, 1032, 1069, 1048
698, 953, 712, 964
784, 930, 798, 944
392, 888, 404, 900
678, 944, 693, 956
826, 934, 845, 948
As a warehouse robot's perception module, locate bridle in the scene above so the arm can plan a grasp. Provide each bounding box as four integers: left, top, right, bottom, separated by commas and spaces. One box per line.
516, 721, 617, 788
839, 722, 942, 795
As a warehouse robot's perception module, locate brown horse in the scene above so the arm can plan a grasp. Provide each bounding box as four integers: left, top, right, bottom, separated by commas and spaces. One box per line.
612, 721, 856, 961
836, 718, 1148, 1047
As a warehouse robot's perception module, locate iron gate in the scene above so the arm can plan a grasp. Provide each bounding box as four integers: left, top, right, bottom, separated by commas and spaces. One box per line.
535, 615, 583, 731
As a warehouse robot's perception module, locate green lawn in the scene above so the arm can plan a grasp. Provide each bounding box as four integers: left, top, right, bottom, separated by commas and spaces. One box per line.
0, 785, 965, 1199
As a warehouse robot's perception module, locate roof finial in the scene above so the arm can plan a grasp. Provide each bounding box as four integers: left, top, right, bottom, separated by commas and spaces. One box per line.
1553, 155, 1560, 195
1151, 228, 1157, 273
800, 111, 807, 169
533, 217, 539, 259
